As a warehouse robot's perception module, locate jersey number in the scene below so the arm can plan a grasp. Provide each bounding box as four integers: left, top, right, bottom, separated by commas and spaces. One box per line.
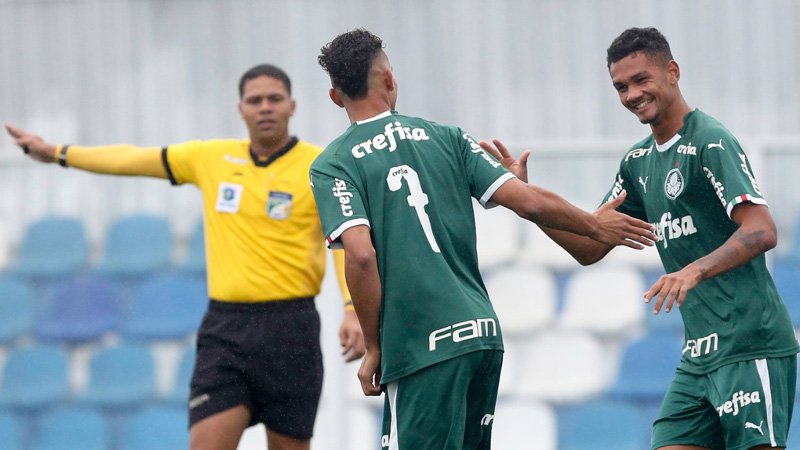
386, 165, 441, 253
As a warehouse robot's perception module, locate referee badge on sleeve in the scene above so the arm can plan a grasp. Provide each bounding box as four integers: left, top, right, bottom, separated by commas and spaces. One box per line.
267, 191, 293, 220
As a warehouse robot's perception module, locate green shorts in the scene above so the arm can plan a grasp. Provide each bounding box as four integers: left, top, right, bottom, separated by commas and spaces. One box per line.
380, 349, 503, 450
652, 355, 796, 450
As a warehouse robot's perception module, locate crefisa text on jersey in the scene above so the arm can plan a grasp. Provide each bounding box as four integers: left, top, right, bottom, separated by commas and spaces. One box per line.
652, 211, 698, 249
462, 133, 501, 168
332, 178, 354, 217
351, 122, 430, 158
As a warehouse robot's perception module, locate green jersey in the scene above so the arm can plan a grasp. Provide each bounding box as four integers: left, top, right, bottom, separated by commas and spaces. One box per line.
311, 111, 511, 383
604, 109, 799, 374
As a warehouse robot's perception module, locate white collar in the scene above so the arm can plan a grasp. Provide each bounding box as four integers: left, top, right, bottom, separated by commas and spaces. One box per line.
355, 110, 393, 125
656, 133, 682, 152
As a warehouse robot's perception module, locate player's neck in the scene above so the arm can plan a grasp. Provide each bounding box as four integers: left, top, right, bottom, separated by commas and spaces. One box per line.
344, 95, 393, 124
651, 97, 692, 145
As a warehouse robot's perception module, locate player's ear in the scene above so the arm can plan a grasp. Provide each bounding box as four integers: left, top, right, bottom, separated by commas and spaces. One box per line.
329, 88, 345, 108
666, 60, 680, 84
383, 68, 396, 93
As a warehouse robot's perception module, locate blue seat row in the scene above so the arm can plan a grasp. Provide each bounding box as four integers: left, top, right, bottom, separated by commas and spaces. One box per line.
0, 344, 193, 410
0, 272, 207, 344
0, 404, 187, 450
6, 214, 205, 280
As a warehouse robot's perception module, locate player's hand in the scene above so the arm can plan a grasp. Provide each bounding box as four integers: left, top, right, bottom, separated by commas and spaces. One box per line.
339, 309, 366, 362
479, 138, 530, 183
4, 123, 58, 163
358, 349, 382, 396
591, 190, 658, 249
644, 265, 702, 314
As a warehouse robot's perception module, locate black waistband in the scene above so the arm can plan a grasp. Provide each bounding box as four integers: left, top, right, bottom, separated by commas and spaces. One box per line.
208, 296, 315, 312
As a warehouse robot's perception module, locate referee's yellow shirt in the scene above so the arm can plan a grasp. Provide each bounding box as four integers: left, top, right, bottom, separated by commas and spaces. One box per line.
165, 137, 337, 302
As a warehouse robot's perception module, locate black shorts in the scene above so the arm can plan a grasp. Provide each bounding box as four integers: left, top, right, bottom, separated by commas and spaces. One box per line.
188, 297, 323, 439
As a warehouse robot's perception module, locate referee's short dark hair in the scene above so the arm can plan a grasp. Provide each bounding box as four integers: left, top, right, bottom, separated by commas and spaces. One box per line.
239, 64, 292, 98
606, 27, 673, 69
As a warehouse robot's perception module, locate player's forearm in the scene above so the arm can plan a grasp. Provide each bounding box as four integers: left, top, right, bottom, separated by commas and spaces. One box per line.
59, 144, 167, 178
514, 184, 602, 237
539, 226, 613, 265
493, 179, 599, 237
685, 219, 776, 283
343, 249, 382, 351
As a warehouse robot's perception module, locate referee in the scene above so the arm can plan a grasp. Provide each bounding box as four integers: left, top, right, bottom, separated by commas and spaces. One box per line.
5, 63, 364, 450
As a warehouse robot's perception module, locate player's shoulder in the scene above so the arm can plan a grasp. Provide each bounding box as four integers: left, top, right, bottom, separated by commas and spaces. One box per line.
311, 134, 350, 173
619, 135, 656, 167
397, 112, 462, 137
320, 130, 354, 158
685, 109, 737, 145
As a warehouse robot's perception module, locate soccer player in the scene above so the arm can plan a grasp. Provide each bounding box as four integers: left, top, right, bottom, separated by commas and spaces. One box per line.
485, 27, 799, 450
312, 29, 657, 449
5, 64, 364, 450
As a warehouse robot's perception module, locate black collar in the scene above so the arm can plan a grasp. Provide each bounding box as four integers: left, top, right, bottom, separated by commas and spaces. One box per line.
250, 136, 298, 167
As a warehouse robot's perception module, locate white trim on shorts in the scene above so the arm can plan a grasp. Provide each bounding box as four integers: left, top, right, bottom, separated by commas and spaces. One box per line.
754, 358, 777, 447
387, 381, 400, 450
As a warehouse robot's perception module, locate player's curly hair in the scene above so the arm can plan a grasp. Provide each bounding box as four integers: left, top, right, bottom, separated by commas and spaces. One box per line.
318, 29, 384, 100
606, 27, 673, 68
238, 64, 291, 98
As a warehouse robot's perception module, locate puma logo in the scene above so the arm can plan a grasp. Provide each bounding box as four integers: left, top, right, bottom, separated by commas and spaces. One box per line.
638, 176, 648, 193
745, 420, 764, 436
707, 139, 725, 150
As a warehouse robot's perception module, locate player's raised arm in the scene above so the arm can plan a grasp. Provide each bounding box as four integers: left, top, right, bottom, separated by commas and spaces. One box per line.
5, 122, 167, 178
482, 138, 656, 256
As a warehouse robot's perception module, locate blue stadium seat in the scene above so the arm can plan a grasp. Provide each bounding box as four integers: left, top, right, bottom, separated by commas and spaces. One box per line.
118, 405, 188, 450
77, 343, 156, 410
36, 275, 123, 343
492, 400, 556, 449
0, 410, 24, 450
10, 216, 88, 279
606, 332, 682, 402
31, 406, 110, 450
96, 214, 173, 277
0, 345, 70, 410
166, 346, 195, 405
638, 401, 662, 436
559, 265, 646, 336
641, 269, 684, 335
557, 400, 649, 450
789, 400, 800, 448
179, 219, 206, 274
122, 273, 207, 341
645, 304, 684, 336
0, 276, 36, 343
773, 261, 800, 327
776, 212, 800, 266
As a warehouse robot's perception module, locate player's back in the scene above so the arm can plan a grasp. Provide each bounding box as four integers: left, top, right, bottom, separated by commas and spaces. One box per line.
312, 110, 511, 382
321, 112, 487, 296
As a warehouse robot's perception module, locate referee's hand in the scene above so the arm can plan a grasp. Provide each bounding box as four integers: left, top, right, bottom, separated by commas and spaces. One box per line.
340, 309, 366, 362
5, 122, 58, 163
